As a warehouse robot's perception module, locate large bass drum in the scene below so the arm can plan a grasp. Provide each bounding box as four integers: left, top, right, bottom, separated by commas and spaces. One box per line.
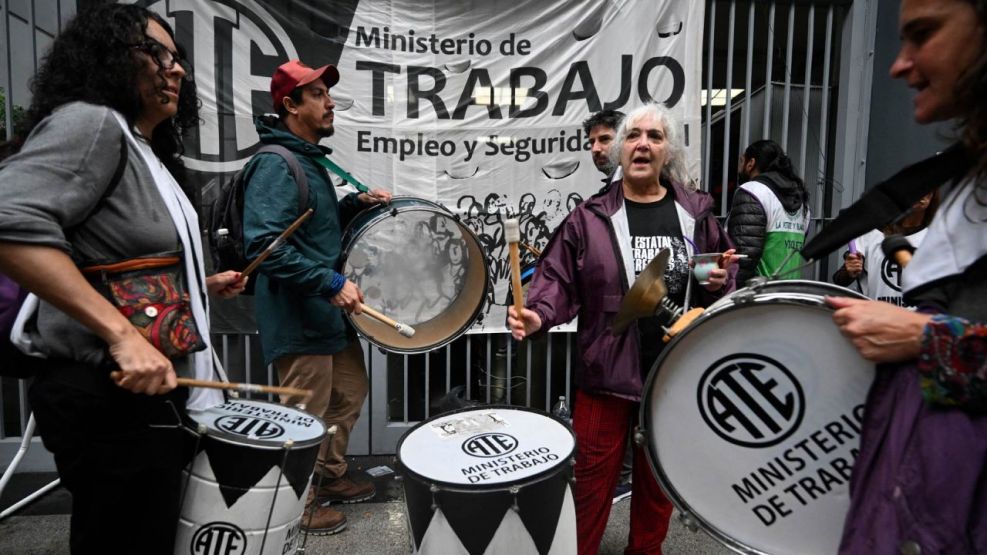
341, 197, 488, 353
640, 280, 874, 555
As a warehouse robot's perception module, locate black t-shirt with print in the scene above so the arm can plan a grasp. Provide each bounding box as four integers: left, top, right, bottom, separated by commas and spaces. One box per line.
626, 189, 690, 377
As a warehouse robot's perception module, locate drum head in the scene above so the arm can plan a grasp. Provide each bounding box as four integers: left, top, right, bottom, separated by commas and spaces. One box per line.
642, 282, 873, 555
397, 406, 575, 490
189, 399, 325, 450
342, 197, 489, 353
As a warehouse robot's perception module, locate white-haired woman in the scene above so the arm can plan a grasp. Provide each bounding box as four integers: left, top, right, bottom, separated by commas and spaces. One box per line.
508, 103, 738, 554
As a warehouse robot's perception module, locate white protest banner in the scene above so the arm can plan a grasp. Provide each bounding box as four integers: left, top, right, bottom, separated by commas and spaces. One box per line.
139, 0, 705, 334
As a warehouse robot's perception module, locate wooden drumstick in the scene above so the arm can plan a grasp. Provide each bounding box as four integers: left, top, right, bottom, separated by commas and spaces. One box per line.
881, 234, 914, 268
240, 208, 315, 279
520, 241, 542, 258
505, 219, 525, 326
662, 307, 705, 343
359, 303, 415, 338
109, 371, 314, 401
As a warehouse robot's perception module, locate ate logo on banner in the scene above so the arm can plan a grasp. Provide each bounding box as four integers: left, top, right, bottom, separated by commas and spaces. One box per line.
216, 415, 285, 440
138, 0, 299, 172
462, 433, 519, 458
191, 522, 247, 555
697, 354, 805, 448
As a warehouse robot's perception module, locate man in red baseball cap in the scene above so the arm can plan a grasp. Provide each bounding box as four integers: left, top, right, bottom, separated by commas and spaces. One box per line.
269, 59, 341, 142
270, 59, 340, 113
242, 59, 391, 536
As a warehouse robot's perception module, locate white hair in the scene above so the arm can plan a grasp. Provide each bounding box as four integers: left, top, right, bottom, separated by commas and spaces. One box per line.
609, 103, 693, 189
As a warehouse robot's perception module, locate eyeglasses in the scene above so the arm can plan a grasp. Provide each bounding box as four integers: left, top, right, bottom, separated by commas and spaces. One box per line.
131, 37, 190, 73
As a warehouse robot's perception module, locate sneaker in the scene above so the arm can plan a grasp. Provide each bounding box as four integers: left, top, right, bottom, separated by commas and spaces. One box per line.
312, 475, 377, 505
612, 482, 632, 504
300, 502, 347, 536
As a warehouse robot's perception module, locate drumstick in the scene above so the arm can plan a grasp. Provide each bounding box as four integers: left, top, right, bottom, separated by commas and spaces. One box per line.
176, 378, 313, 401
109, 371, 313, 401
662, 307, 705, 343
359, 303, 415, 337
505, 219, 525, 327
880, 234, 914, 268
240, 208, 315, 279
520, 241, 542, 258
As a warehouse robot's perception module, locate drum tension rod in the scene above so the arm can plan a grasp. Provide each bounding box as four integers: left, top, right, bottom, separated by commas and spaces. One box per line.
510, 486, 521, 513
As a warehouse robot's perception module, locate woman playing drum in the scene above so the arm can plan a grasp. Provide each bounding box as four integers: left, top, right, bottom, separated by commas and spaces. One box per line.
508, 103, 738, 555
0, 5, 244, 553
828, 0, 987, 552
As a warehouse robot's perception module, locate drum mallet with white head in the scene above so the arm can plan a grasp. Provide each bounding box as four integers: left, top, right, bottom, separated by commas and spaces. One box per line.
881, 234, 915, 268
359, 303, 416, 338
505, 219, 525, 328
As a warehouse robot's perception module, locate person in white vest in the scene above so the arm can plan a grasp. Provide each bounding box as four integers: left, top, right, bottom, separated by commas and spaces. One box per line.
832, 191, 939, 307
727, 139, 811, 285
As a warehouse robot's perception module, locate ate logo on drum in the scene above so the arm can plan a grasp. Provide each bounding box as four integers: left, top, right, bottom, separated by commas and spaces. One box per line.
462, 433, 519, 458
215, 415, 285, 440
880, 256, 904, 292
191, 521, 246, 555
697, 354, 806, 448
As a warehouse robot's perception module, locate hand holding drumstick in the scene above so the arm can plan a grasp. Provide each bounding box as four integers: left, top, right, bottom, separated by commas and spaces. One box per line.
330, 277, 415, 338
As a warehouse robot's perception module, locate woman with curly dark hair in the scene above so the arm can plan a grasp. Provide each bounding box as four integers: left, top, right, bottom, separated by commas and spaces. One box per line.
0, 4, 244, 553
827, 0, 987, 552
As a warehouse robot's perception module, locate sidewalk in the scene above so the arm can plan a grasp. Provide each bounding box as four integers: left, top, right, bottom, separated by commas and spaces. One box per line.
0, 457, 731, 554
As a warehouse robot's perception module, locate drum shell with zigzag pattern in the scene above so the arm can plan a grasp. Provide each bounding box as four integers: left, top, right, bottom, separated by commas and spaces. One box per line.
175, 400, 326, 555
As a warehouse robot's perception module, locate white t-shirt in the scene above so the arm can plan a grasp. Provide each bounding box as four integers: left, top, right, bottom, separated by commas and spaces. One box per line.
847, 228, 927, 307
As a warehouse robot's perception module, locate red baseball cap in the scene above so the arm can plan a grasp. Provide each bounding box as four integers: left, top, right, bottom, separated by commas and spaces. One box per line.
270, 59, 340, 110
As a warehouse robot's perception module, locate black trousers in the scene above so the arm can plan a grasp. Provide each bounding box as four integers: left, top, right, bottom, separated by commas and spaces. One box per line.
29, 361, 189, 555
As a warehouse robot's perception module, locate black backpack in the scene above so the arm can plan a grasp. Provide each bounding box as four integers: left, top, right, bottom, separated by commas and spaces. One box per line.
208, 145, 310, 293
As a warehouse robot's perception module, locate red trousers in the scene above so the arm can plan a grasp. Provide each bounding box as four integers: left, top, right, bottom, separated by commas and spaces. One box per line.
573, 389, 673, 555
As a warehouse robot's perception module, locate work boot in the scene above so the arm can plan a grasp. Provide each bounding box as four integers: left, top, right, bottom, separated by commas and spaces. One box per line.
300, 499, 347, 536
311, 474, 376, 505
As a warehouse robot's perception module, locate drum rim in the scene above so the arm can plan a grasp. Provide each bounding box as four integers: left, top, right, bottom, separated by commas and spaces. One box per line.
186, 398, 327, 450
638, 280, 868, 555
395, 405, 576, 492
339, 196, 490, 354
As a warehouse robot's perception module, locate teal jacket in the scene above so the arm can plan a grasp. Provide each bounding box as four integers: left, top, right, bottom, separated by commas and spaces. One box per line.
242, 117, 364, 365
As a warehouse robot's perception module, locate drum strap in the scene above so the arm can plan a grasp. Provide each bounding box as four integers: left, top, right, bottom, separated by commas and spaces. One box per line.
314, 156, 371, 194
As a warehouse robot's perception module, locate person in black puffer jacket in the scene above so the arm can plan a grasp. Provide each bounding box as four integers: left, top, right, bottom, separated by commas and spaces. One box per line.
727, 139, 810, 285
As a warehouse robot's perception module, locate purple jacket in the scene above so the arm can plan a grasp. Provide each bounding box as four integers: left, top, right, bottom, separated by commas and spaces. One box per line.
526, 179, 735, 400
839, 362, 987, 554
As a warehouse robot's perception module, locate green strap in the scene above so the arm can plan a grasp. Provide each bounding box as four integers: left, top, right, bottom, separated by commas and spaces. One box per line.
314, 156, 371, 194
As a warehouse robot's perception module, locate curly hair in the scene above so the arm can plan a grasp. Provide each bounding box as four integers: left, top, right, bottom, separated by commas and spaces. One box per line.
956, 0, 987, 181
0, 3, 198, 189
609, 103, 692, 188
